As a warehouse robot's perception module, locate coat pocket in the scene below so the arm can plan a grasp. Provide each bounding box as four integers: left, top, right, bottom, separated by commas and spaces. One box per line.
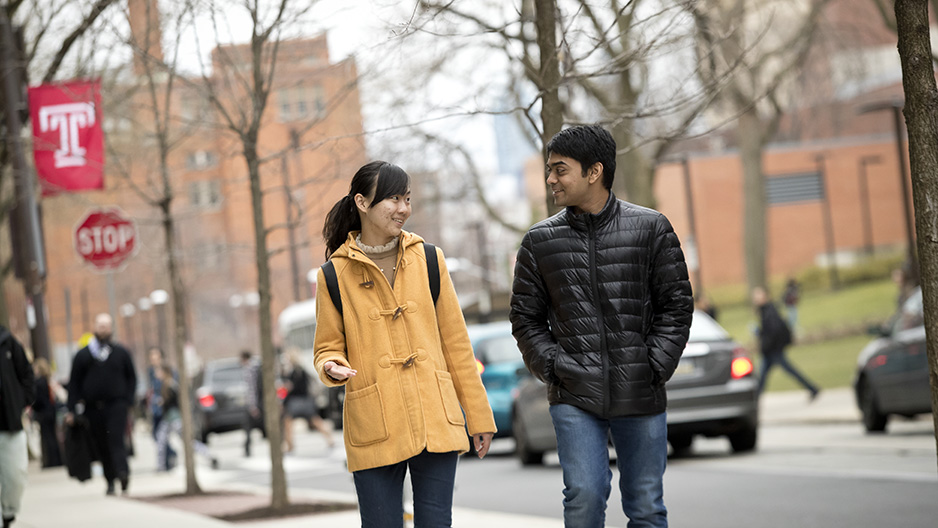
344, 383, 390, 447
435, 371, 466, 426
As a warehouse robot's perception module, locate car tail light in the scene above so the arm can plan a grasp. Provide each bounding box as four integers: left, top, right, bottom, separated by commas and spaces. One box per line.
476, 359, 485, 375
731, 348, 754, 379
198, 392, 216, 408
277, 386, 288, 400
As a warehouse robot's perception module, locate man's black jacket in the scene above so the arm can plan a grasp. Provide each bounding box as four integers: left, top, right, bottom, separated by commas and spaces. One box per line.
0, 326, 35, 431
510, 193, 693, 418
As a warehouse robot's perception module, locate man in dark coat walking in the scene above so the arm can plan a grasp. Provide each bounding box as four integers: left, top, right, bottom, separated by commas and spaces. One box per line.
511, 125, 694, 527
753, 287, 819, 399
0, 325, 35, 528
66, 314, 137, 496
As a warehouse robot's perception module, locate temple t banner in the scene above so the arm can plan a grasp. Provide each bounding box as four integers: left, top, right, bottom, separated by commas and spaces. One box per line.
28, 80, 105, 196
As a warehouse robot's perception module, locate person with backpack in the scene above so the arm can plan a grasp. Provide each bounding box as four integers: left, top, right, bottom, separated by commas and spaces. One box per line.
752, 287, 820, 400
314, 161, 496, 528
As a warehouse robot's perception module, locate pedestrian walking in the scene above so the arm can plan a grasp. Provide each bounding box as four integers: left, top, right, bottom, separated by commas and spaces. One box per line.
153, 365, 217, 470
145, 347, 176, 468
314, 160, 496, 528
281, 348, 335, 454
0, 326, 35, 528
752, 287, 820, 400
239, 350, 263, 457
66, 313, 137, 496
30, 358, 63, 469
510, 125, 694, 528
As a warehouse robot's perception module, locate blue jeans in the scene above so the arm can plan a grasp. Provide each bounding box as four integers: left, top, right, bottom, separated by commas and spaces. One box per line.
550, 404, 668, 528
352, 450, 459, 528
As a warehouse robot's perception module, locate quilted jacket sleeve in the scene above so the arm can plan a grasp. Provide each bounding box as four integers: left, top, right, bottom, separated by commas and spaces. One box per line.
510, 231, 562, 384
645, 214, 694, 385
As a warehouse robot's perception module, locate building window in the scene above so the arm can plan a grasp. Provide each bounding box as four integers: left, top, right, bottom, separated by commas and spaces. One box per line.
189, 180, 222, 209
278, 84, 326, 122
186, 150, 218, 171
767, 172, 824, 205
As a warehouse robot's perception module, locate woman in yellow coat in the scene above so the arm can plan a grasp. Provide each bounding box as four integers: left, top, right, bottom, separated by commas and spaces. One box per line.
314, 161, 496, 527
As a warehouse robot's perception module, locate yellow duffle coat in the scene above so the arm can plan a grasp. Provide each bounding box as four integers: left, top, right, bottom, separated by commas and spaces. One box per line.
314, 231, 496, 472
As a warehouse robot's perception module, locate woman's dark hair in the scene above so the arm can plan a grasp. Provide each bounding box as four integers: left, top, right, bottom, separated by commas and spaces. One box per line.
322, 161, 410, 258
546, 125, 617, 190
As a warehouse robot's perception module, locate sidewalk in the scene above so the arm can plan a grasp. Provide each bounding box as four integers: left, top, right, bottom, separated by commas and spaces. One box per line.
15, 388, 862, 528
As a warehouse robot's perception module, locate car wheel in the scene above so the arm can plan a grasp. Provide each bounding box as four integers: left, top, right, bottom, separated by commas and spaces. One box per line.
513, 411, 543, 466
728, 424, 758, 453
859, 380, 888, 433
668, 434, 693, 457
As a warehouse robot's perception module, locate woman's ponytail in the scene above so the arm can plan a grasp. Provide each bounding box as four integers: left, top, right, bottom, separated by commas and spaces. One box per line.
323, 194, 359, 259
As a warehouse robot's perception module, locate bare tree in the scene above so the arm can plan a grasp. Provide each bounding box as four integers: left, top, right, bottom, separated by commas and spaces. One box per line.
892, 0, 938, 461
415, 0, 717, 213
689, 0, 832, 292
185, 0, 320, 509
102, 0, 205, 494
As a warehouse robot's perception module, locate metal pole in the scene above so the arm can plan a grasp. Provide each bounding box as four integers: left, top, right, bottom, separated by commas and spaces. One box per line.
281, 153, 301, 302
0, 10, 50, 360
64, 288, 73, 353
81, 288, 90, 331
890, 104, 918, 282
816, 155, 840, 289
107, 272, 117, 334
858, 156, 880, 256
681, 157, 704, 293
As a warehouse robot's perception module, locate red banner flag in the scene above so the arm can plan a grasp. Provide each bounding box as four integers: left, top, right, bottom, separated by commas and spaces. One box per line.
28, 80, 105, 196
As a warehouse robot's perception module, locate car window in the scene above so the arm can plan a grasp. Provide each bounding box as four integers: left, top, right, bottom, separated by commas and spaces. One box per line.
475, 335, 521, 365
688, 311, 730, 342
209, 365, 244, 386
892, 288, 924, 334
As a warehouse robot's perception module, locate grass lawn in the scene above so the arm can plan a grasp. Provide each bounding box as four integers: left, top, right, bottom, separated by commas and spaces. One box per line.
707, 278, 898, 393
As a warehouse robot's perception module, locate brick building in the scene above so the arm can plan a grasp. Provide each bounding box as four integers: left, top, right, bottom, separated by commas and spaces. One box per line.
7, 18, 366, 370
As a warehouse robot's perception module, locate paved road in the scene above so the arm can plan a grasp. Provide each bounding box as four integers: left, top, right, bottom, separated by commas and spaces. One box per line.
199, 411, 937, 527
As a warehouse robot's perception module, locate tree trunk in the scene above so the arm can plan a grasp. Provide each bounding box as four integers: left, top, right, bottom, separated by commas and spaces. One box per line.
161, 205, 201, 494
244, 143, 288, 509
894, 0, 938, 467
611, 124, 654, 208
737, 107, 768, 293
534, 0, 563, 217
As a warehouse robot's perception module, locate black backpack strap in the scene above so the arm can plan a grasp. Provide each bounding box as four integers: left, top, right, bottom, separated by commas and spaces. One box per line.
321, 260, 342, 316
424, 242, 440, 305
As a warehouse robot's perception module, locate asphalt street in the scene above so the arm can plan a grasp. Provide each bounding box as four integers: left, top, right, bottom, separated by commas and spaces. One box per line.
198, 407, 937, 528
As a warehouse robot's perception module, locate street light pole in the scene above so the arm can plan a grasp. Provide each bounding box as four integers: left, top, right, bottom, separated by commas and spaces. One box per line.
858, 155, 881, 256
859, 101, 918, 282
150, 289, 169, 355
816, 154, 841, 289
1, 9, 50, 360
680, 157, 704, 294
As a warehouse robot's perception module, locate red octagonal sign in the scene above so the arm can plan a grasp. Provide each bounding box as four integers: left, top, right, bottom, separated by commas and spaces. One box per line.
74, 208, 137, 270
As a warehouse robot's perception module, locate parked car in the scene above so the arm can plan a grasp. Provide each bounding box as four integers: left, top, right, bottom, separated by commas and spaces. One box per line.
854, 287, 930, 433
512, 310, 759, 464
193, 358, 286, 443
467, 320, 526, 438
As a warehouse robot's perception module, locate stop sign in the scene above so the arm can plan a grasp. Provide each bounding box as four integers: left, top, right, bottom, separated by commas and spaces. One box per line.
74, 208, 137, 270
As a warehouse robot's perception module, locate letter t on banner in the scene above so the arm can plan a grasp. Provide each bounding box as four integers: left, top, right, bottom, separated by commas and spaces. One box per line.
28, 80, 105, 196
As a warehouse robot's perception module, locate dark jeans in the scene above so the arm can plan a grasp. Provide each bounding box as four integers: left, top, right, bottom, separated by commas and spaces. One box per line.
86, 401, 130, 484
550, 404, 668, 528
352, 450, 459, 528
758, 350, 819, 394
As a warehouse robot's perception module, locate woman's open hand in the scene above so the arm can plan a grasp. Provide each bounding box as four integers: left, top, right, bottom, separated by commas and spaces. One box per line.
324, 361, 357, 380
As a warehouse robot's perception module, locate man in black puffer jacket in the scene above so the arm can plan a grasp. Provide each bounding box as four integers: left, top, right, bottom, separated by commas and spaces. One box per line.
511, 125, 693, 528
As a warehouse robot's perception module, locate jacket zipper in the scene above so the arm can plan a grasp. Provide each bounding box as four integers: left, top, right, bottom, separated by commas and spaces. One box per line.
588, 219, 610, 418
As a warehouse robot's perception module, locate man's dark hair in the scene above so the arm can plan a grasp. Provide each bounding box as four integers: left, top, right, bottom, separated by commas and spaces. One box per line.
546, 125, 616, 190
